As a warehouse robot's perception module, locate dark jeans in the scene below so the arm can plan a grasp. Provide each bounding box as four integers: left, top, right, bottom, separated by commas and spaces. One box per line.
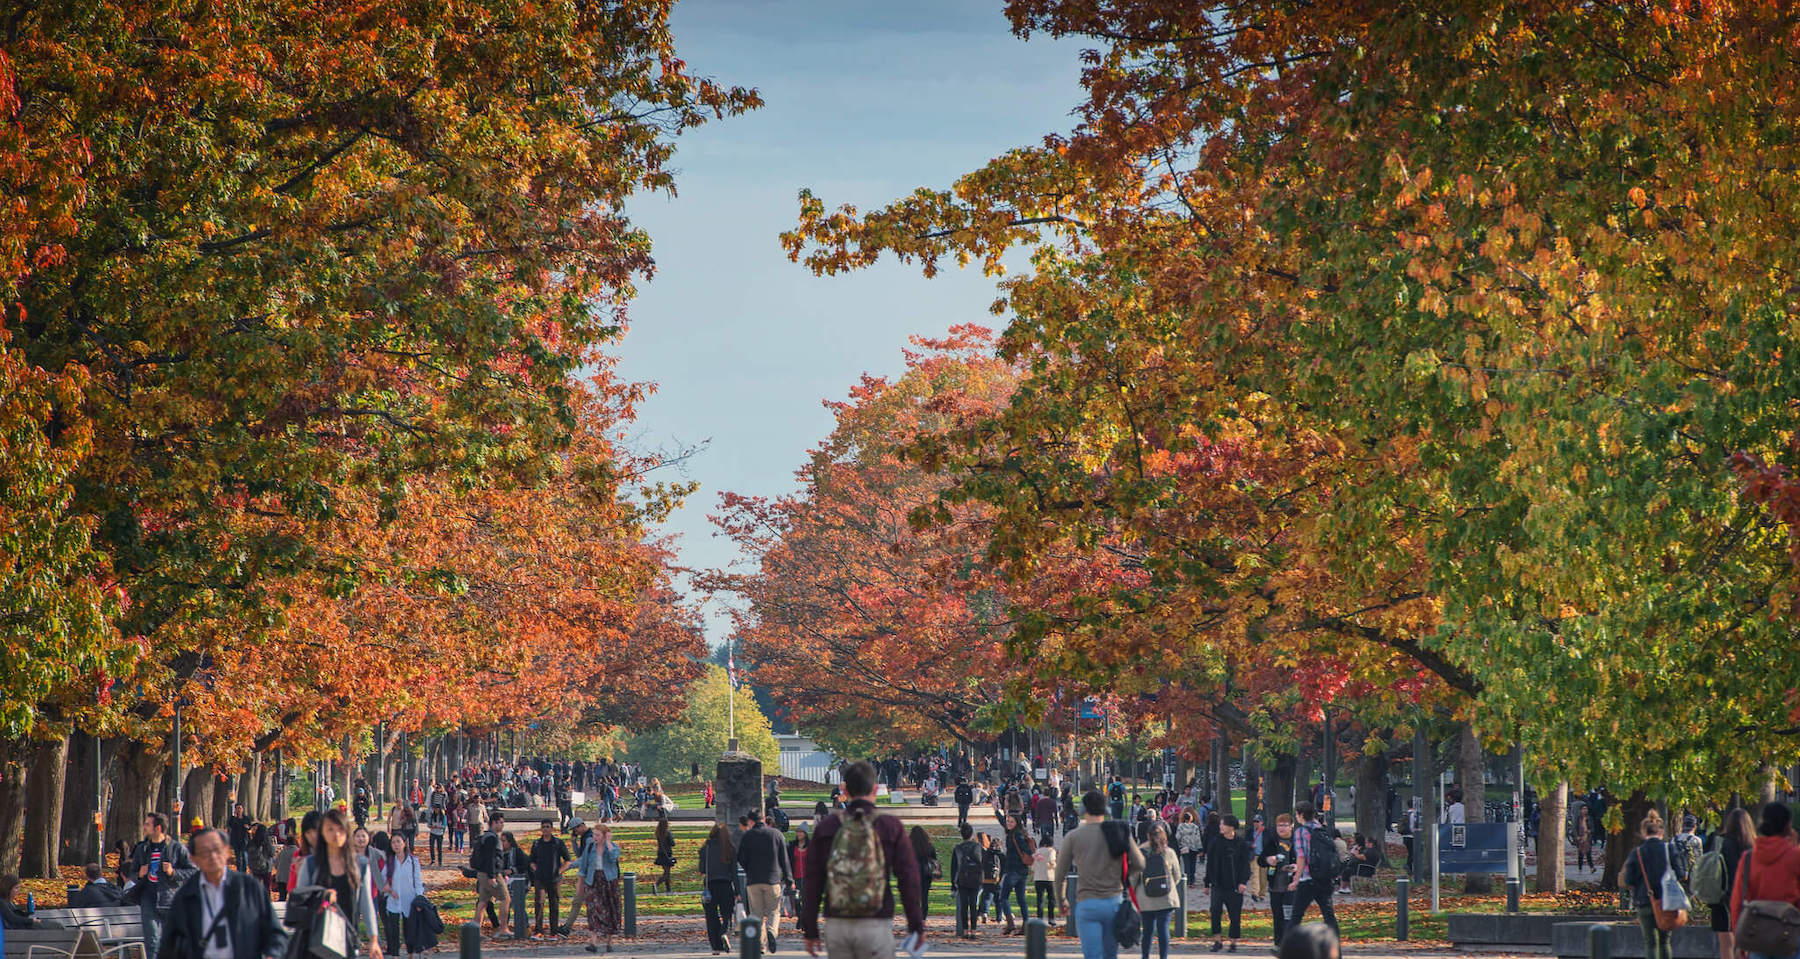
140, 902, 163, 959
1035, 880, 1057, 919
1181, 850, 1200, 884
999, 871, 1029, 922
428, 833, 444, 864
1268, 889, 1289, 942
920, 878, 933, 918
1403, 836, 1414, 871
1140, 907, 1172, 959
1637, 907, 1671, 959
1286, 882, 1338, 936
958, 804, 971, 826
956, 887, 979, 935
704, 880, 738, 949
381, 910, 402, 956
1210, 888, 1243, 939
978, 884, 998, 920
534, 877, 561, 932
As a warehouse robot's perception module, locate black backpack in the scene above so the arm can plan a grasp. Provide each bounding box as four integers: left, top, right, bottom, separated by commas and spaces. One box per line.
1141, 849, 1171, 897
953, 843, 983, 889
1307, 823, 1340, 885
771, 807, 791, 832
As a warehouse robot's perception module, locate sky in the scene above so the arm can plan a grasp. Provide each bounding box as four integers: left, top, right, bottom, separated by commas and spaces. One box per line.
613, 0, 1085, 642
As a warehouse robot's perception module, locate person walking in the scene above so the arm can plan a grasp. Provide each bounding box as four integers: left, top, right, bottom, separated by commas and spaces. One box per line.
1708, 808, 1755, 959
1729, 802, 1800, 959
529, 821, 571, 939
1176, 811, 1204, 885
977, 833, 1002, 925
1204, 815, 1251, 953
470, 813, 510, 937
999, 814, 1036, 934
295, 809, 383, 959
576, 823, 622, 954
133, 812, 197, 959
153, 829, 288, 959
245, 825, 274, 898
1574, 806, 1595, 872
954, 779, 974, 829
798, 759, 924, 959
1135, 822, 1181, 959
1286, 802, 1339, 939
381, 835, 426, 959
653, 816, 677, 894
1258, 814, 1297, 944
1621, 810, 1680, 959
1055, 789, 1146, 959
739, 809, 795, 953
1033, 837, 1059, 922
562, 819, 593, 935
425, 808, 446, 867
698, 824, 739, 954
909, 827, 939, 921
950, 824, 983, 939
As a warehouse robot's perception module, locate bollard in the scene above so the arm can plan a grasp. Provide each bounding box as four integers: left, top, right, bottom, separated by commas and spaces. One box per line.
1589, 922, 1613, 959
739, 917, 764, 959
1064, 871, 1078, 936
1395, 877, 1410, 942
1025, 918, 1048, 959
459, 922, 480, 959
1506, 877, 1521, 914
1173, 876, 1187, 939
622, 872, 638, 938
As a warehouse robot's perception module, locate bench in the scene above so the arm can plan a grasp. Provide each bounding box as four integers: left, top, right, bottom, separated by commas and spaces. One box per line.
494, 807, 560, 826
2, 928, 103, 959
33, 905, 147, 959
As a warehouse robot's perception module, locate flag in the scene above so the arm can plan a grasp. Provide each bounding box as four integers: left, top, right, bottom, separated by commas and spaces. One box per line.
727, 644, 737, 689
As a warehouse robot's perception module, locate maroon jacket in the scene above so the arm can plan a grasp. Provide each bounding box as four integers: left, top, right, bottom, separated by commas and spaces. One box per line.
799, 799, 924, 938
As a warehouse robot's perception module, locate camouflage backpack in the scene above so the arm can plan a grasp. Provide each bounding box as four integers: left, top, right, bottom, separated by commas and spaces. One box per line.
825, 809, 888, 918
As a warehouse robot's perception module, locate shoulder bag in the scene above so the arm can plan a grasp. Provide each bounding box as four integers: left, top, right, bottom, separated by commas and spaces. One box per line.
1636, 842, 1688, 932
1113, 853, 1141, 949
1736, 850, 1800, 955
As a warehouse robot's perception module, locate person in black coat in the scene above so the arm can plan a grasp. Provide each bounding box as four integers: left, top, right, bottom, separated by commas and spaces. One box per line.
155, 830, 287, 959
68, 863, 125, 907
1205, 815, 1253, 952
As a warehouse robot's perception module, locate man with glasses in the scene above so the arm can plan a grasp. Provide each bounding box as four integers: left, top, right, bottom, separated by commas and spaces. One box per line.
155, 829, 286, 959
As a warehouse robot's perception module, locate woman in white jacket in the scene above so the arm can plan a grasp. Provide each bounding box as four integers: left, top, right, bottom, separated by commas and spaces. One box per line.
381, 835, 426, 959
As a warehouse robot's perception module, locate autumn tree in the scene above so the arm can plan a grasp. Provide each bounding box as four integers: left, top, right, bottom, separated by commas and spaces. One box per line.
784, 0, 1800, 812
626, 665, 780, 784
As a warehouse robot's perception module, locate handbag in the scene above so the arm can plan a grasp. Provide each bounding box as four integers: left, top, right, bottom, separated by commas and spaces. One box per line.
1113, 854, 1141, 949
1736, 851, 1800, 955
309, 901, 352, 959
1637, 843, 1688, 931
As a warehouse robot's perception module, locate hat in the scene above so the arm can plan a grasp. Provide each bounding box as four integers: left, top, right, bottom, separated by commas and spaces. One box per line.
1682, 814, 1698, 829
189, 817, 204, 828
568, 817, 587, 830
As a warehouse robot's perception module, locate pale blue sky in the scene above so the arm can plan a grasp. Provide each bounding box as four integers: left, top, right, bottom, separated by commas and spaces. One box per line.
615, 0, 1083, 641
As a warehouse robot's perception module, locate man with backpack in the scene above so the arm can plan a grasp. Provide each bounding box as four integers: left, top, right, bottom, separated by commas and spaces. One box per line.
1286, 801, 1340, 938
1672, 815, 1705, 895
1053, 790, 1146, 959
799, 760, 923, 959
950, 823, 983, 938
738, 809, 794, 953
471, 813, 509, 937
1108, 776, 1127, 821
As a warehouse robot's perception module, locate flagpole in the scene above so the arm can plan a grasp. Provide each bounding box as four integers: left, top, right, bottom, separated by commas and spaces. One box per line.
727, 639, 738, 752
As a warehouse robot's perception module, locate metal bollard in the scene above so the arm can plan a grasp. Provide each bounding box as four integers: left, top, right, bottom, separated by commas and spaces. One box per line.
1173, 876, 1187, 939
459, 922, 480, 959
622, 872, 638, 938
1064, 871, 1078, 936
739, 917, 764, 959
1589, 922, 1613, 959
1025, 918, 1048, 959
1395, 877, 1409, 942
1506, 877, 1521, 913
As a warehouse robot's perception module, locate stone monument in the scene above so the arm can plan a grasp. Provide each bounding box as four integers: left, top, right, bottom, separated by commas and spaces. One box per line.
715, 750, 763, 845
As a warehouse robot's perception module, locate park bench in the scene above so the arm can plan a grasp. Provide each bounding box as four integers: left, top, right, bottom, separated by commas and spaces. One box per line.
33, 905, 147, 959
494, 807, 559, 826
2, 928, 103, 959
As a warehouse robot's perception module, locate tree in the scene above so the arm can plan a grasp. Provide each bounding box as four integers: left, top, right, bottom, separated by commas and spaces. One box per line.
783, 0, 1800, 804
625, 665, 779, 784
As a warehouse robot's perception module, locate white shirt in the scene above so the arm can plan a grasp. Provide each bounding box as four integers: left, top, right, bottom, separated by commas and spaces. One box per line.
199, 873, 233, 959
1443, 801, 1466, 824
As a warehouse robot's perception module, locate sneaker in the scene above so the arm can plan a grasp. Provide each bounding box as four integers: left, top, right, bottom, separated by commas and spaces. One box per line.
1229, 943, 1238, 953
1212, 942, 1224, 953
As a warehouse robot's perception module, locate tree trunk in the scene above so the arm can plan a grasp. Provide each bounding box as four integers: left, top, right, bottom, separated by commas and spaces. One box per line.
182, 766, 213, 828
211, 769, 231, 825
1212, 735, 1231, 813
106, 741, 163, 859
60, 732, 99, 865
1601, 791, 1653, 890
1460, 723, 1492, 892
1536, 781, 1569, 893
1355, 744, 1387, 846
1263, 751, 1297, 824
0, 737, 31, 875
1242, 749, 1263, 828
21, 735, 70, 877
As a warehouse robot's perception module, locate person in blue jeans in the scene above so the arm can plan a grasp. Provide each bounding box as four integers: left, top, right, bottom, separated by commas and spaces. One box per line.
1056, 790, 1146, 959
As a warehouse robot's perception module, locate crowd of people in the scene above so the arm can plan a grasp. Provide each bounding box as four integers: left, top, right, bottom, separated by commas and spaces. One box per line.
13, 751, 1800, 959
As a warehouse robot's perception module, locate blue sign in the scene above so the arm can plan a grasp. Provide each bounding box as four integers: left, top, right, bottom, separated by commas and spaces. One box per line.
1079, 697, 1103, 720
1438, 823, 1510, 874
